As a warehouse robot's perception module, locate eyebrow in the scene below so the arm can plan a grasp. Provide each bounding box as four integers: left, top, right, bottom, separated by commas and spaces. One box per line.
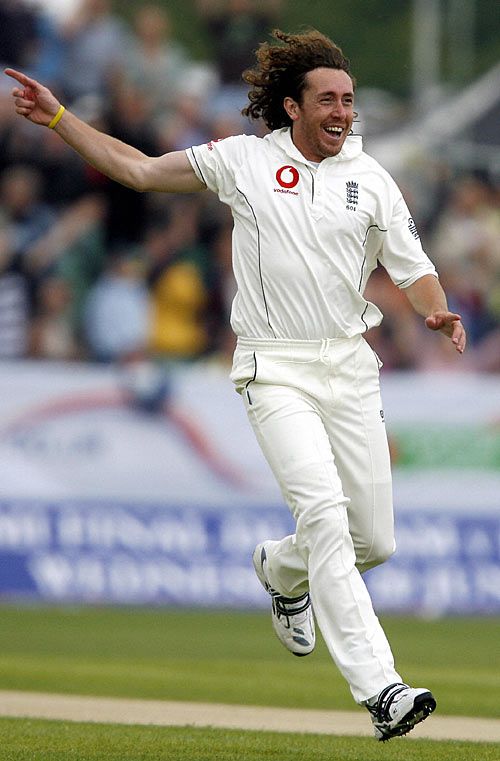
317, 90, 354, 99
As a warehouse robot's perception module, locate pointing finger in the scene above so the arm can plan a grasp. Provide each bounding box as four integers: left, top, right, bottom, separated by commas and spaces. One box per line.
5, 68, 39, 93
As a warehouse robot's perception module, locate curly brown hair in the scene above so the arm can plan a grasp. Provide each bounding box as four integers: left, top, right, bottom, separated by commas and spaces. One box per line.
242, 29, 355, 131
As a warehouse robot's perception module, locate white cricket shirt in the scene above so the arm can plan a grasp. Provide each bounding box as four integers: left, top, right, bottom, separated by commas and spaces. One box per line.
186, 127, 437, 341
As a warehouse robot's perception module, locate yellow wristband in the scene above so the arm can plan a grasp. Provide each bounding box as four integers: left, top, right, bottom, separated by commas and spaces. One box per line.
48, 105, 65, 129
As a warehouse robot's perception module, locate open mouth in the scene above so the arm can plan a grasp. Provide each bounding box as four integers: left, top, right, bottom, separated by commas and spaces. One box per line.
323, 126, 344, 139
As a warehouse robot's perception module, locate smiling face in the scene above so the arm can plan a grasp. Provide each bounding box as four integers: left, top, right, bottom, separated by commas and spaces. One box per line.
284, 67, 355, 161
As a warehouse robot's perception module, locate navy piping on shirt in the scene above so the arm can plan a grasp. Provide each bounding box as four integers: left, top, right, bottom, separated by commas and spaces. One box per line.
236, 187, 277, 339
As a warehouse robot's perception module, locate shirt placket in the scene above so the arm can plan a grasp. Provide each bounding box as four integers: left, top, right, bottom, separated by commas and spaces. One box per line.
311, 166, 326, 221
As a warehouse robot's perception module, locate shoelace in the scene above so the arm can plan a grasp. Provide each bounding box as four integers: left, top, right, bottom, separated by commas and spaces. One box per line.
366, 683, 410, 722
271, 592, 311, 628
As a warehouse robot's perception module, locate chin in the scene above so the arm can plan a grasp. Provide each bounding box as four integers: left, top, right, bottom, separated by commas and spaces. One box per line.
320, 146, 342, 159
318, 139, 345, 158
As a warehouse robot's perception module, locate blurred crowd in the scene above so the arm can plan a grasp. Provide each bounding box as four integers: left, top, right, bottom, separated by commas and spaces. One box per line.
0, 0, 499, 373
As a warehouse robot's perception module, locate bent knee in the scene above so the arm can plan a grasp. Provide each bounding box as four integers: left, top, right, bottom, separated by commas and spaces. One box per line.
358, 535, 396, 570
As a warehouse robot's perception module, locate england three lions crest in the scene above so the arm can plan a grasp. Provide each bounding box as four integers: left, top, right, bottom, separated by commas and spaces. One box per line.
346, 180, 359, 211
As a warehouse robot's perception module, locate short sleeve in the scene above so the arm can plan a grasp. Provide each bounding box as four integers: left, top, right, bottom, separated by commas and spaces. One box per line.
379, 181, 438, 288
186, 136, 249, 205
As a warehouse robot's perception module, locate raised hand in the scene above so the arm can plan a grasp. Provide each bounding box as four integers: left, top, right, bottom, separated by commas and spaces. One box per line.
4, 68, 62, 127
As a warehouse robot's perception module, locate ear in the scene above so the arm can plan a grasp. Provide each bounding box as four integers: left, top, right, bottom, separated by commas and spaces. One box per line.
283, 96, 300, 122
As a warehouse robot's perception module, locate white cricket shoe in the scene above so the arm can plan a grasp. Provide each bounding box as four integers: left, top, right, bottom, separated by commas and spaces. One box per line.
366, 682, 437, 741
252, 542, 315, 657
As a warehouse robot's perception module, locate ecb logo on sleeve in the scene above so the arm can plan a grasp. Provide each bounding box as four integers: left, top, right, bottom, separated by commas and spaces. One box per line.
408, 217, 420, 239
275, 165, 300, 194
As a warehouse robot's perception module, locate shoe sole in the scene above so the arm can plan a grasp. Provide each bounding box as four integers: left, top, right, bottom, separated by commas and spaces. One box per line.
378, 692, 437, 741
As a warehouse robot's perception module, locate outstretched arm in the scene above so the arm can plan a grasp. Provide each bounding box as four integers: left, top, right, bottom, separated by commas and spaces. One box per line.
5, 68, 205, 194
404, 274, 466, 354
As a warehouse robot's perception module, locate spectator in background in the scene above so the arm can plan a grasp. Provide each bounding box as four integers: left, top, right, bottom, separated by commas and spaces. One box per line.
430, 174, 500, 345
0, 164, 55, 358
121, 4, 190, 121
83, 198, 227, 365
143, 200, 225, 362
196, 0, 282, 125
103, 84, 160, 248
0, 177, 106, 361
0, 165, 56, 258
103, 81, 162, 249
60, 0, 130, 103
23, 193, 107, 326
157, 65, 219, 153
158, 88, 212, 154
83, 246, 149, 363
29, 271, 81, 360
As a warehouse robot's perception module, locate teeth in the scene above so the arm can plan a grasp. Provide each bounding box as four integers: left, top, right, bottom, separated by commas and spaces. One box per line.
325, 127, 343, 134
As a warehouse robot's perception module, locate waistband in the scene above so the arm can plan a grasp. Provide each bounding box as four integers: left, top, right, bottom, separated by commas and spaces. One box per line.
236, 335, 362, 351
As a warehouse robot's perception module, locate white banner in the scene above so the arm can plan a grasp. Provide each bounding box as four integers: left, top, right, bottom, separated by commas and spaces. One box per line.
0, 360, 498, 512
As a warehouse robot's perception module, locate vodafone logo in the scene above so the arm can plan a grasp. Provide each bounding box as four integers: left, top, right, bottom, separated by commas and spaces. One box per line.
276, 165, 299, 189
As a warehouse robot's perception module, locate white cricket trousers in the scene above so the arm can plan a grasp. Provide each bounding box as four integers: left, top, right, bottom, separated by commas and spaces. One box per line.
230, 334, 402, 703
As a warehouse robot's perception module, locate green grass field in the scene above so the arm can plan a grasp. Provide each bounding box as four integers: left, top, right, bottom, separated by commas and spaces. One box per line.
2, 718, 500, 761
0, 606, 499, 760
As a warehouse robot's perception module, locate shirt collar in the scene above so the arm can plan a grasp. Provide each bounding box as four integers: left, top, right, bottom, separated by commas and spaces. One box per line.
268, 127, 363, 165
